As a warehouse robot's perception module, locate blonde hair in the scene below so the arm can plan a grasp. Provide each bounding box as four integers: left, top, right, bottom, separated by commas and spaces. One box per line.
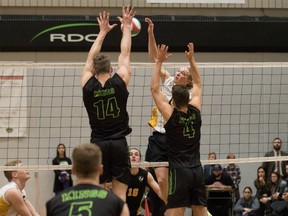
4, 160, 22, 182
184, 68, 193, 89
72, 143, 102, 178
208, 152, 217, 159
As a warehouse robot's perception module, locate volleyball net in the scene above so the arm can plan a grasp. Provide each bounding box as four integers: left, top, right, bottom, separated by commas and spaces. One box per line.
0, 62, 288, 171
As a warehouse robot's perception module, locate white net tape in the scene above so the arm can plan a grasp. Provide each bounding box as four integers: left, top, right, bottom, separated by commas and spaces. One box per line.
1, 156, 288, 171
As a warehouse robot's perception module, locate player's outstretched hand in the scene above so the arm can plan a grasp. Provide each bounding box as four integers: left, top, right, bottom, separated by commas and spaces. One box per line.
145, 17, 154, 34
185, 42, 195, 60
117, 6, 136, 30
157, 44, 172, 63
97, 11, 117, 34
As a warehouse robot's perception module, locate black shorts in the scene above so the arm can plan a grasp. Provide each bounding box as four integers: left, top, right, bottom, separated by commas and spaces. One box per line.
91, 138, 131, 185
167, 166, 207, 208
145, 131, 168, 163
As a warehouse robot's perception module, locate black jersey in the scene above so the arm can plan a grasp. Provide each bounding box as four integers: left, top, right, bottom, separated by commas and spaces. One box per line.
164, 104, 202, 169
83, 73, 132, 141
46, 184, 125, 216
205, 173, 235, 198
126, 168, 148, 216
52, 157, 73, 194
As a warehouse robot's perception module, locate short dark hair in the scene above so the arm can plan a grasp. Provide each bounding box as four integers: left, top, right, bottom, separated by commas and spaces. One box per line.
172, 85, 190, 108
273, 137, 282, 144
72, 143, 102, 178
93, 55, 111, 75
213, 164, 222, 171
226, 153, 236, 159
4, 160, 22, 182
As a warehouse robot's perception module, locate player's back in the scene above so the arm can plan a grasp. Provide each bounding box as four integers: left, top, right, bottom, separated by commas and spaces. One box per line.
46, 184, 125, 216
83, 73, 132, 141
165, 104, 202, 169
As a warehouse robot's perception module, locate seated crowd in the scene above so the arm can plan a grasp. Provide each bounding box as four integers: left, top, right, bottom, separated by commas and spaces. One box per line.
205, 137, 288, 216
205, 162, 288, 216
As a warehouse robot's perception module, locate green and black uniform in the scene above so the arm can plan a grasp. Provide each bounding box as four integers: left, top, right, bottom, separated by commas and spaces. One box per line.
46, 184, 125, 216
164, 105, 206, 208
83, 73, 131, 185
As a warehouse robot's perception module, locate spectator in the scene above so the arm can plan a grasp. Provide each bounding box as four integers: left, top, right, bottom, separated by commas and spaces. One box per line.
0, 160, 39, 216
233, 186, 260, 216
260, 171, 287, 205
262, 137, 288, 181
223, 153, 241, 201
270, 172, 287, 197
270, 187, 288, 216
205, 164, 235, 216
283, 164, 288, 183
203, 152, 217, 181
254, 166, 271, 216
126, 148, 163, 216
52, 143, 73, 195
46, 143, 129, 216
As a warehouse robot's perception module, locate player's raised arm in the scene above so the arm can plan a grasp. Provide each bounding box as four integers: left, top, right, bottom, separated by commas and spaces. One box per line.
117, 6, 135, 86
145, 17, 170, 83
145, 17, 157, 61
186, 42, 202, 111
150, 44, 173, 122
81, 11, 117, 88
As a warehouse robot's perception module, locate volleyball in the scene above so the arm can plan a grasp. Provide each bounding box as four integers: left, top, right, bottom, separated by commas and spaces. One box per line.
121, 17, 141, 37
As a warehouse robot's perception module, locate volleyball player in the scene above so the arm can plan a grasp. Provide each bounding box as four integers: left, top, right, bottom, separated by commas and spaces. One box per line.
46, 143, 129, 216
81, 7, 135, 201
150, 43, 207, 216
126, 148, 163, 216
0, 160, 39, 216
144, 17, 194, 206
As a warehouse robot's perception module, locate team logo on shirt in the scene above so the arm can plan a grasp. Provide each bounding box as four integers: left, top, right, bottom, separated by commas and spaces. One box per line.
138, 176, 144, 183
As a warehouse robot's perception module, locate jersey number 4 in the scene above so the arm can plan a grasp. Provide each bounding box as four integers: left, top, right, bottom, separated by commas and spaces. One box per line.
183, 122, 195, 139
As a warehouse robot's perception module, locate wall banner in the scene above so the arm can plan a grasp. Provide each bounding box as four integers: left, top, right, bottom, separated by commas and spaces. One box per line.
0, 68, 27, 137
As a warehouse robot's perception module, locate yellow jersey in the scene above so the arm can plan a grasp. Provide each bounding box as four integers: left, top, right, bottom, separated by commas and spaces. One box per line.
0, 181, 26, 216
